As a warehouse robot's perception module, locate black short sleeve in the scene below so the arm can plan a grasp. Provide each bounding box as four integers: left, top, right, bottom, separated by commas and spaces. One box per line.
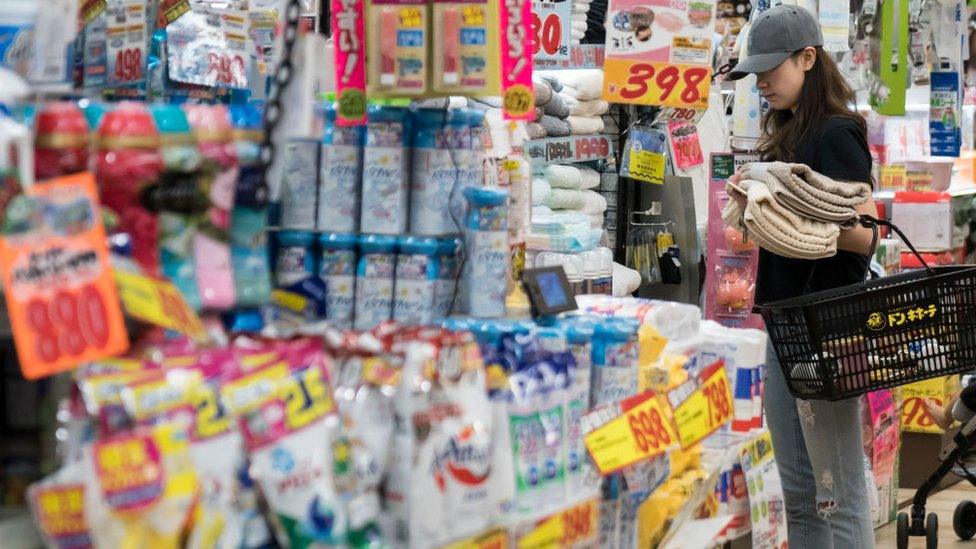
808, 118, 873, 184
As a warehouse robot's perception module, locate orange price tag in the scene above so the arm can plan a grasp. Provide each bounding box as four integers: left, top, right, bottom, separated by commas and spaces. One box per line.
31, 484, 89, 543
114, 270, 207, 342
517, 498, 599, 549
603, 59, 711, 109
583, 391, 676, 475
672, 362, 733, 448
0, 173, 129, 379
504, 84, 535, 119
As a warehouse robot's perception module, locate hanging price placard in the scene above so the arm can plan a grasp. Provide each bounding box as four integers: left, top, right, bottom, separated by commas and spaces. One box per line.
500, 0, 536, 120
668, 121, 704, 169
671, 361, 733, 448
0, 173, 129, 380
531, 0, 572, 61
516, 498, 600, 548
604, 60, 710, 109
106, 0, 148, 86
114, 270, 207, 342
583, 391, 677, 474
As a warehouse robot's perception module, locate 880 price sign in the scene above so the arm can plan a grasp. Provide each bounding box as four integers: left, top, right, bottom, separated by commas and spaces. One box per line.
603, 59, 711, 109
0, 174, 128, 379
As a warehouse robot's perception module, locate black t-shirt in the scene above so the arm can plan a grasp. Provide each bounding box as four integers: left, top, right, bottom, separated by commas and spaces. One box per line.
754, 116, 874, 304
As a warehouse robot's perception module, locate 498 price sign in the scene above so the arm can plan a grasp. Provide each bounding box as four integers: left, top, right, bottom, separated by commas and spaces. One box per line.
0, 174, 128, 379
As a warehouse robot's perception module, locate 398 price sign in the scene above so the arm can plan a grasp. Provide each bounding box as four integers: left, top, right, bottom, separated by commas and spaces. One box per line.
603, 59, 711, 109
0, 174, 128, 379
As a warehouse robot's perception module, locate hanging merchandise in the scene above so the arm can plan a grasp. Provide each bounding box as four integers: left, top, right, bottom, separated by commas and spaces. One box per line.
666, 121, 703, 170
871, 0, 909, 115
365, 0, 429, 95
166, 4, 250, 90
729, 18, 762, 150
619, 125, 667, 184
432, 0, 495, 93
930, 71, 962, 157
601, 0, 717, 109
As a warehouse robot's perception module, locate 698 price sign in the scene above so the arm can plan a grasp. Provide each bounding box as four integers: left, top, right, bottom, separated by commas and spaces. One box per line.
0, 174, 128, 379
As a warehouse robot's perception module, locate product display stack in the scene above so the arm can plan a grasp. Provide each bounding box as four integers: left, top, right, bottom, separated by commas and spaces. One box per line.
4, 0, 976, 547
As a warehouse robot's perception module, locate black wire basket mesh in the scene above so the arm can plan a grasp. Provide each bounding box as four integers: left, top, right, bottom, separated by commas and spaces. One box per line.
755, 216, 976, 401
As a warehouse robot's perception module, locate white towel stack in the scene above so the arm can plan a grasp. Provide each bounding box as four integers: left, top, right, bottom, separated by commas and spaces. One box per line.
532, 70, 607, 137
571, 0, 593, 42
531, 165, 606, 228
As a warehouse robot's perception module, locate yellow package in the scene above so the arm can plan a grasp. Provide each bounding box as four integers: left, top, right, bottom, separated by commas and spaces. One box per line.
669, 445, 702, 479
366, 0, 428, 95
640, 352, 690, 393
430, 0, 499, 95
85, 423, 199, 549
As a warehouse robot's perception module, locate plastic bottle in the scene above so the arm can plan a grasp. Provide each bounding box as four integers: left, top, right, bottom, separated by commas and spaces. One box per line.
229, 104, 272, 307
563, 254, 583, 296
319, 233, 357, 328
34, 102, 91, 180
360, 106, 411, 235
579, 250, 599, 295
318, 104, 364, 233
354, 234, 398, 330
565, 318, 595, 496
594, 248, 614, 295
463, 187, 509, 318
450, 110, 485, 223
591, 318, 639, 406
393, 236, 440, 326
275, 231, 315, 287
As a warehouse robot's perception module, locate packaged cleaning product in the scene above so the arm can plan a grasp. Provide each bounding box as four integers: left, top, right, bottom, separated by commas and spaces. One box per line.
565, 319, 595, 496
393, 236, 440, 325
431, 1, 493, 94
34, 102, 91, 181
360, 106, 411, 235
318, 104, 364, 233
463, 187, 509, 318
186, 104, 238, 310
433, 237, 462, 318
275, 230, 316, 287
366, 0, 428, 96
95, 102, 164, 274
222, 346, 348, 547
320, 233, 358, 328
355, 234, 398, 331
409, 109, 463, 235
28, 461, 92, 549
450, 110, 485, 224
229, 104, 273, 307
280, 138, 321, 230
592, 318, 640, 406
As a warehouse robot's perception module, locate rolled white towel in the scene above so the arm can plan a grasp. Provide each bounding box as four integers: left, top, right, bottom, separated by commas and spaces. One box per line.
572, 12, 587, 22
545, 164, 583, 188
587, 213, 604, 227
543, 69, 603, 100
579, 166, 600, 189
568, 115, 605, 135
564, 95, 610, 116
613, 262, 642, 296
545, 188, 588, 210
532, 205, 553, 217
572, 20, 588, 32
531, 177, 551, 206
579, 190, 607, 215
572, 29, 586, 40
572, 3, 590, 13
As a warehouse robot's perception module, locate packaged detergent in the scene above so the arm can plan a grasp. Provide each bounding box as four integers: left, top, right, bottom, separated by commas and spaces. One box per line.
592, 318, 640, 406
320, 233, 358, 328
28, 462, 92, 549
393, 236, 439, 326
409, 109, 465, 235
433, 237, 462, 319
318, 104, 364, 233
360, 107, 411, 235
565, 319, 595, 496
275, 230, 316, 287
463, 187, 508, 317
354, 235, 397, 331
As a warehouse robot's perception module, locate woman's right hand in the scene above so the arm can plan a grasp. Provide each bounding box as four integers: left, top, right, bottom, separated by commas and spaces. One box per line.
726, 173, 747, 210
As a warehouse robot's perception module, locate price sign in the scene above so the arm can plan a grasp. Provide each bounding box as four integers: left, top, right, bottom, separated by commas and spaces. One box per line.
583, 391, 677, 475
603, 59, 711, 109
94, 433, 164, 511
114, 270, 207, 342
668, 121, 704, 170
517, 498, 599, 548
628, 149, 665, 184
0, 174, 128, 380
106, 1, 147, 86
441, 527, 509, 549
901, 375, 958, 433
672, 362, 733, 448
531, 0, 571, 61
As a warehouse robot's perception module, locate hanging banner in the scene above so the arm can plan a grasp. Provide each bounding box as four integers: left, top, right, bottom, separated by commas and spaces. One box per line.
331, 0, 368, 125
531, 0, 572, 61
602, 0, 716, 108
500, 0, 536, 119
0, 173, 128, 379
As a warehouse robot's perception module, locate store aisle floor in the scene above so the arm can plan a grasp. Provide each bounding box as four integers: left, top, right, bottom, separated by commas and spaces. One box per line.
876, 486, 976, 547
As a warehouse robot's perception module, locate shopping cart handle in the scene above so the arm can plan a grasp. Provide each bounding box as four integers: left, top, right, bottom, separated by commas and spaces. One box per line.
858, 214, 936, 275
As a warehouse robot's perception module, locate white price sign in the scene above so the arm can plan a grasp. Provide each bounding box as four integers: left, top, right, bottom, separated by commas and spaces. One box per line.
531, 0, 572, 61
106, 0, 147, 86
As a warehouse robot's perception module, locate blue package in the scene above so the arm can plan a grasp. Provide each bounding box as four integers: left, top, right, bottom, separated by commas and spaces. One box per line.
409, 109, 465, 235
274, 231, 315, 287
318, 104, 364, 233
591, 319, 639, 406
463, 186, 508, 317
433, 236, 462, 318
360, 106, 411, 235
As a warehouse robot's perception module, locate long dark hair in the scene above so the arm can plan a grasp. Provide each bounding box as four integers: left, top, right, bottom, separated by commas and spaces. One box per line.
759, 47, 866, 161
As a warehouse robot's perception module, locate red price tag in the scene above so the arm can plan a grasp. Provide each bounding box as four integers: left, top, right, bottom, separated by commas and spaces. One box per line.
206, 53, 247, 88
604, 59, 711, 109
113, 48, 143, 83
0, 174, 128, 379
517, 498, 599, 548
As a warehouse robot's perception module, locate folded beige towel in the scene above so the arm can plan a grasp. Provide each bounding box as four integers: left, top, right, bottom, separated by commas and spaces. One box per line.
723, 179, 840, 259
742, 162, 871, 227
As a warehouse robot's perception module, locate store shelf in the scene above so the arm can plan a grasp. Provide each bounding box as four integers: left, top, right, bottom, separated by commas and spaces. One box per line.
874, 186, 976, 200
525, 134, 616, 166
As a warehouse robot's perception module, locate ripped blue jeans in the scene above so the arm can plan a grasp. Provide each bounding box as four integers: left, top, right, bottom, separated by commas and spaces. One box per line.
764, 342, 875, 548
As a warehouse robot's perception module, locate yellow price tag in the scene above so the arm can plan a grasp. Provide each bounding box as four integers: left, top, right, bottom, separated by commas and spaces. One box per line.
628, 149, 665, 185
672, 362, 733, 448
517, 498, 599, 549
441, 527, 508, 549
462, 5, 485, 25
602, 59, 710, 109
504, 85, 535, 119
114, 270, 207, 342
399, 7, 423, 27
879, 165, 907, 190
583, 392, 677, 475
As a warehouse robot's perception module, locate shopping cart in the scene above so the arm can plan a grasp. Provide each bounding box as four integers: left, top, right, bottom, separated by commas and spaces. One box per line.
754, 215, 976, 548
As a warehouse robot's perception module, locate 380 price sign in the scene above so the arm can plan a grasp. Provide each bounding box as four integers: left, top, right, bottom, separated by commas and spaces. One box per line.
531, 12, 562, 56
603, 59, 711, 109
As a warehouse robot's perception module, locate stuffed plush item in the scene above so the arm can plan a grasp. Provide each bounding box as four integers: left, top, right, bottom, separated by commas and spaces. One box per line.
545, 188, 588, 210
568, 116, 605, 134
541, 115, 571, 137
579, 190, 607, 215
532, 178, 552, 206
613, 262, 642, 296
579, 166, 601, 189
526, 122, 546, 139
545, 165, 583, 189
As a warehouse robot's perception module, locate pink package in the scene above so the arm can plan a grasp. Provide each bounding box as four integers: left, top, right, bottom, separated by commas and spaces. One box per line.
705, 153, 762, 329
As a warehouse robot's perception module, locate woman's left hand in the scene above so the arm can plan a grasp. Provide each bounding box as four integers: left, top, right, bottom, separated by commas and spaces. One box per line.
837, 197, 878, 255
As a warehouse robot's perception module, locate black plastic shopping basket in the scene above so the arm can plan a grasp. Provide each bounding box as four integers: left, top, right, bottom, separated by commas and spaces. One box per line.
754, 215, 976, 401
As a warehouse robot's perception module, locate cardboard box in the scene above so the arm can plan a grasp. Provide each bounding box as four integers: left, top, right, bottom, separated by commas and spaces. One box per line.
891, 192, 953, 251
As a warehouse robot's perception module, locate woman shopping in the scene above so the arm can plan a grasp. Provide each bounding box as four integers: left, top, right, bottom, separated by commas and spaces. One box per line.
727, 5, 878, 548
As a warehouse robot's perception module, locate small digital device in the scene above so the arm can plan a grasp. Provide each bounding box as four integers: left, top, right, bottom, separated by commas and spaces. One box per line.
522, 266, 578, 317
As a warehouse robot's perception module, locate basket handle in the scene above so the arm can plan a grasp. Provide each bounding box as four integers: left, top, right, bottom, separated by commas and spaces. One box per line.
858, 214, 936, 276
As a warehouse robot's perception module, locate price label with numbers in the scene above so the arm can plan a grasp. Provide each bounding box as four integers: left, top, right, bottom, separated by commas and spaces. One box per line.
531, 0, 572, 61
901, 375, 958, 433
672, 361, 733, 448
0, 173, 128, 380
106, 0, 147, 86
114, 270, 207, 342
30, 483, 90, 547
517, 498, 599, 548
604, 59, 711, 109
583, 391, 677, 475
668, 121, 704, 170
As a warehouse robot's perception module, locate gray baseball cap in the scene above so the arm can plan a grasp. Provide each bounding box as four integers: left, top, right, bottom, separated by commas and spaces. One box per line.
727, 4, 824, 80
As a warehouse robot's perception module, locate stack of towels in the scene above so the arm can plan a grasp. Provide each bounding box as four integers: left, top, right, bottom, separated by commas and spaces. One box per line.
571, 0, 592, 44
531, 164, 607, 228
528, 69, 610, 139
722, 162, 872, 259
